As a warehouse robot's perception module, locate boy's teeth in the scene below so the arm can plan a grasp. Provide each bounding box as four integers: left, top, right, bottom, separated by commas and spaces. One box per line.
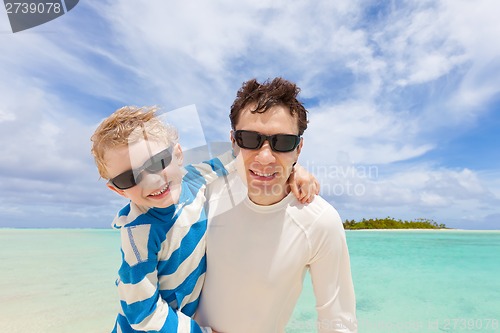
151, 184, 169, 196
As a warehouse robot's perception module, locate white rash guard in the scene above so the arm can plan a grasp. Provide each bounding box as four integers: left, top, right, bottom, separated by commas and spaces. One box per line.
195, 173, 357, 333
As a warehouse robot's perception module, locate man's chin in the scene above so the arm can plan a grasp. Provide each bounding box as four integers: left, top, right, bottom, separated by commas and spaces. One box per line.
248, 181, 286, 197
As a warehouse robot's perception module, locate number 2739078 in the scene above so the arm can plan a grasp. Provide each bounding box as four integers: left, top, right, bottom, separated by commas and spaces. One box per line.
5, 2, 62, 14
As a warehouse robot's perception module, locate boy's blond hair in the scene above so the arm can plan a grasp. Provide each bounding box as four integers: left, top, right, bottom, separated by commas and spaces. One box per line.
91, 106, 178, 179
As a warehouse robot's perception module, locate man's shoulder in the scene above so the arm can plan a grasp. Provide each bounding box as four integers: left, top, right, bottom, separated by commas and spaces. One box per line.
288, 194, 339, 217
287, 195, 343, 232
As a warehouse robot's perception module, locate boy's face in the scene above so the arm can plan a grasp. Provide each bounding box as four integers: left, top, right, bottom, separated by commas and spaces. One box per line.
104, 139, 184, 208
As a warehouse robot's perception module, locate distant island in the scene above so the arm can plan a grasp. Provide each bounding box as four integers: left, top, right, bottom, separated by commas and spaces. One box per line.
343, 217, 447, 230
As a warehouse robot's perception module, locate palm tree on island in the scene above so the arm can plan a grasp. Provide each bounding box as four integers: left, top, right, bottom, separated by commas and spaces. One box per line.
343, 217, 447, 230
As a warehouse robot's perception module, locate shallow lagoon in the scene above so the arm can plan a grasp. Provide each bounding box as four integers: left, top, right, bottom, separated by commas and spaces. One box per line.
1, 229, 499, 332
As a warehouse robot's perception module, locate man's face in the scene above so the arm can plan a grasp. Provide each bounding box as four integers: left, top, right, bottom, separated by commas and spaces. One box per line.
232, 104, 303, 206
104, 139, 184, 208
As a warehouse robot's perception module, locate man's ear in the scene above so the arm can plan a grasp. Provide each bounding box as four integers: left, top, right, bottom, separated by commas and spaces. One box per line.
106, 182, 128, 198
173, 143, 183, 165
230, 130, 240, 156
296, 137, 304, 156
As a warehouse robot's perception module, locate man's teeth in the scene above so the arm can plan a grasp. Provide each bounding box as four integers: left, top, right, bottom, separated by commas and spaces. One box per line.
150, 184, 169, 196
253, 171, 274, 177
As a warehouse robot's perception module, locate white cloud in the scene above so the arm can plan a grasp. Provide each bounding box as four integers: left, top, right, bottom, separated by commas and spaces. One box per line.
300, 100, 433, 165
0, 82, 92, 177
0, 109, 16, 122
369, 2, 467, 85
0, 48, 112, 227
316, 161, 500, 228
1, 0, 500, 229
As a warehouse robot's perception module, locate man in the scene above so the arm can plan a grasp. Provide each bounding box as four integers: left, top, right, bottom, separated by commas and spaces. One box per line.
195, 78, 357, 332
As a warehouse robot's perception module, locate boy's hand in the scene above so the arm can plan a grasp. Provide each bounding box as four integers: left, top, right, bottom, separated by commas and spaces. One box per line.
288, 164, 320, 204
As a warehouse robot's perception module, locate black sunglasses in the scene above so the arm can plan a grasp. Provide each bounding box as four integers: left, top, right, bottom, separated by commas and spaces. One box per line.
233, 130, 301, 153
109, 147, 173, 190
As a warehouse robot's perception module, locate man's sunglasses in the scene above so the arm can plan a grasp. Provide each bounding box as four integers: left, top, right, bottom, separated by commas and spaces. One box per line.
233, 130, 301, 153
109, 147, 172, 190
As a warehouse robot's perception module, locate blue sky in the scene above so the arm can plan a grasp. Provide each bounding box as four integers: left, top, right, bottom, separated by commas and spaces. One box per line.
1, 0, 499, 229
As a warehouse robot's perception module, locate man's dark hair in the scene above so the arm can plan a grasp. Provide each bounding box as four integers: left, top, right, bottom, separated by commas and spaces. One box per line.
229, 77, 308, 135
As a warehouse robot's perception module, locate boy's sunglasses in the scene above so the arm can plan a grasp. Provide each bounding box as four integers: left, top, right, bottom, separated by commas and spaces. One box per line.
109, 147, 172, 190
233, 130, 301, 153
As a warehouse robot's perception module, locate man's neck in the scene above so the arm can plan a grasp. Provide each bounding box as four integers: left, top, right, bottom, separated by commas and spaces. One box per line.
248, 186, 290, 206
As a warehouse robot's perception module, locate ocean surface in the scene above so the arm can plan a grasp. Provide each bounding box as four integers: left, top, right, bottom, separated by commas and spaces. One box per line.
1, 229, 499, 333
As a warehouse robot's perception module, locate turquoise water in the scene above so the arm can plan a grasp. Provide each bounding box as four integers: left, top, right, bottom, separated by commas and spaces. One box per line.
0, 229, 120, 332
1, 229, 499, 332
291, 230, 500, 333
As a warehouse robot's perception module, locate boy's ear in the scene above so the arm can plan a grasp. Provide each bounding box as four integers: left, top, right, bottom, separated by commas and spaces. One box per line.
173, 143, 183, 165
106, 183, 128, 198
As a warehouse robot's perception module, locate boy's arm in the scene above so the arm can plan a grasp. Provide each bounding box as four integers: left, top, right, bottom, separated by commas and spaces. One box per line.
185, 150, 236, 186
116, 227, 211, 333
188, 152, 319, 204
288, 163, 320, 204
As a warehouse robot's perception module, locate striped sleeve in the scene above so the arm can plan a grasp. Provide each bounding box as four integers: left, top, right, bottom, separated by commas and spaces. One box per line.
116, 225, 207, 333
185, 150, 235, 187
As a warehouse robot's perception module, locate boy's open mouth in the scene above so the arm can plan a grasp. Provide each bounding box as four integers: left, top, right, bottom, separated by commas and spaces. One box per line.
148, 183, 170, 198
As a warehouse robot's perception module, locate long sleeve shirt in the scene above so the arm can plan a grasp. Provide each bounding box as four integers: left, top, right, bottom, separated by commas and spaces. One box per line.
112, 153, 234, 333
195, 173, 358, 333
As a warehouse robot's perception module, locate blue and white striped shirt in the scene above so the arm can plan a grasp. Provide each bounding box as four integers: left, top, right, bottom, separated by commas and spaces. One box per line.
111, 153, 234, 333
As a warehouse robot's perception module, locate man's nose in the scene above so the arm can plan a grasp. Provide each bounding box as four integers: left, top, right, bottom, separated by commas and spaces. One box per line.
255, 141, 276, 164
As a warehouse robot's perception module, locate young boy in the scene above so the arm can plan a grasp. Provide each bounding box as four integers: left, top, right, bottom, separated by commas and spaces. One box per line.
91, 106, 318, 333
91, 106, 235, 333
